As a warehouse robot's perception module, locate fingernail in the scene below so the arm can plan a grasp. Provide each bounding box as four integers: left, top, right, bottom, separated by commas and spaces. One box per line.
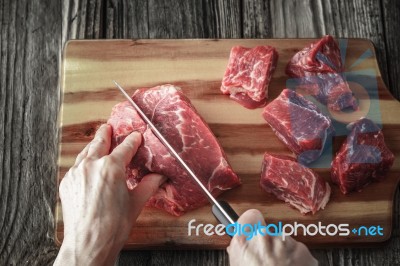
127, 178, 138, 190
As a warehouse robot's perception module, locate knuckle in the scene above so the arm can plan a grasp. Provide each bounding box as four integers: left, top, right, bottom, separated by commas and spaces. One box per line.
126, 133, 141, 146
230, 235, 246, 248
230, 235, 240, 246
59, 175, 71, 198
245, 209, 261, 216
103, 156, 125, 175
76, 159, 93, 176
240, 209, 263, 223
80, 157, 94, 165
124, 141, 135, 150
93, 136, 107, 145
122, 139, 137, 151
105, 155, 119, 166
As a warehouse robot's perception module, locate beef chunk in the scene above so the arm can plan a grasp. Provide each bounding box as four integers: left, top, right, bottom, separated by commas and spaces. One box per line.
262, 89, 334, 164
260, 153, 331, 214
221, 45, 278, 109
331, 118, 394, 194
286, 35, 357, 111
108, 84, 241, 216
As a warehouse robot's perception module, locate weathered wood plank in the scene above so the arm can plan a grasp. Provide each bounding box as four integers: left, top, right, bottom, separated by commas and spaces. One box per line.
382, 0, 400, 99
269, 0, 390, 97
145, 0, 242, 38
103, 0, 149, 38
0, 0, 60, 265
62, 0, 103, 44
242, 0, 272, 38
0, 0, 396, 265
101, 0, 242, 39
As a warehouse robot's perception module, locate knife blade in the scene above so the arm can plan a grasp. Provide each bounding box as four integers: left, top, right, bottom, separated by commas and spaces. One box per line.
113, 81, 239, 227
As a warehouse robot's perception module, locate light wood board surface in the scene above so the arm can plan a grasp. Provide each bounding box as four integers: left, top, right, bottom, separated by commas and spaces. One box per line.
57, 39, 400, 249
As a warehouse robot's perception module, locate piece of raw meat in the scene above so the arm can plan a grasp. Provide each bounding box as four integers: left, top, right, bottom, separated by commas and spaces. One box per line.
221, 45, 278, 109
331, 118, 394, 194
260, 153, 331, 214
262, 88, 334, 164
286, 35, 357, 111
108, 84, 241, 216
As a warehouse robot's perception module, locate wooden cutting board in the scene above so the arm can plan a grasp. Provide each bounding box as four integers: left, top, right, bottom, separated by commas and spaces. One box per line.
57, 39, 400, 249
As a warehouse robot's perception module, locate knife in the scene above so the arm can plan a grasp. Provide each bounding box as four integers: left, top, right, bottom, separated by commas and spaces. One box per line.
114, 81, 239, 227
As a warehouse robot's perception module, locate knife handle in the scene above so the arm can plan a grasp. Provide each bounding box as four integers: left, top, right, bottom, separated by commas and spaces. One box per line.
212, 200, 239, 228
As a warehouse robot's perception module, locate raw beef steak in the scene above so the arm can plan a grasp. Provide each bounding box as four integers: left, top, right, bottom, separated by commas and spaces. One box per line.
221, 45, 278, 109
108, 85, 241, 216
262, 89, 334, 164
331, 118, 394, 194
260, 153, 331, 214
286, 35, 357, 111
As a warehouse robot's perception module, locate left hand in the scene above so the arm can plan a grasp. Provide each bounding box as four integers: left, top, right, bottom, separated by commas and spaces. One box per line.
54, 124, 165, 266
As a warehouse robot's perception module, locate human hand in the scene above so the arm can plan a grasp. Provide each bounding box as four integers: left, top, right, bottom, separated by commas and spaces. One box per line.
227, 209, 318, 266
54, 124, 165, 266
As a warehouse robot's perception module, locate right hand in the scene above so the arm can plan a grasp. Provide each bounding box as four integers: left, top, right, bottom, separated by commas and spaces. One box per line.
227, 209, 318, 266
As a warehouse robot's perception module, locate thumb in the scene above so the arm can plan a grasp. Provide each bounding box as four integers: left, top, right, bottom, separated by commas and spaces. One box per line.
111, 131, 142, 167
237, 209, 266, 226
129, 173, 167, 219
227, 209, 266, 254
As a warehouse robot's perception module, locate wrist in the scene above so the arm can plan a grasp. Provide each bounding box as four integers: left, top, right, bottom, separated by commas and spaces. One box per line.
54, 234, 122, 266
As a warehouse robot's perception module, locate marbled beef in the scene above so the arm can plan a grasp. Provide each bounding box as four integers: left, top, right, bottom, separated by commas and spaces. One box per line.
286, 35, 357, 111
221, 45, 278, 109
108, 85, 241, 216
331, 118, 394, 194
262, 89, 334, 164
260, 153, 331, 214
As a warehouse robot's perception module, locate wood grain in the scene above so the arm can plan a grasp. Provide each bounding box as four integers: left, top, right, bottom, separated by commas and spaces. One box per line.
242, 0, 272, 38
0, 0, 60, 265
2, 0, 400, 265
382, 0, 400, 100
57, 39, 400, 250
62, 0, 103, 44
269, 0, 390, 98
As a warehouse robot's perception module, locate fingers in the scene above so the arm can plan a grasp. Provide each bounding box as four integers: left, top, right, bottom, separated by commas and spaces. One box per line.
86, 124, 112, 159
227, 209, 266, 254
129, 173, 166, 218
237, 209, 266, 226
110, 131, 142, 167
74, 142, 91, 166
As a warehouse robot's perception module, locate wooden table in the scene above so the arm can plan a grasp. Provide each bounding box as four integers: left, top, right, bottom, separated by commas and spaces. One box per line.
1, 0, 399, 265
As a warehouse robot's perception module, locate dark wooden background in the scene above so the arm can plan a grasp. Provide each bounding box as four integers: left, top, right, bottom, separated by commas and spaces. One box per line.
1, 0, 399, 265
